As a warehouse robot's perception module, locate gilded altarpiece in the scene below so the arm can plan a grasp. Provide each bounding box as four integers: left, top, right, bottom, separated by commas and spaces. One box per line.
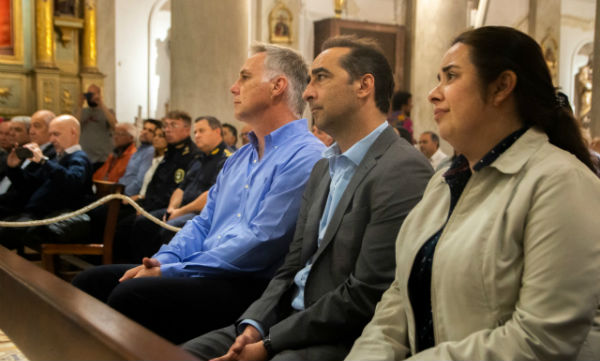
0, 0, 103, 117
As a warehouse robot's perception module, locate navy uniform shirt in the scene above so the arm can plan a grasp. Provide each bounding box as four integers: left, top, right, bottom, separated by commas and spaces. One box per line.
179, 141, 232, 206
142, 137, 199, 211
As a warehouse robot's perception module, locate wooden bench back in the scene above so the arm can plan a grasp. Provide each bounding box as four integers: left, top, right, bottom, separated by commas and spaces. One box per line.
0, 246, 199, 360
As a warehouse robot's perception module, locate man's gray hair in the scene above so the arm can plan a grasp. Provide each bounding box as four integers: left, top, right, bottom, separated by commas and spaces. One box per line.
251, 43, 308, 118
10, 116, 31, 130
117, 122, 137, 139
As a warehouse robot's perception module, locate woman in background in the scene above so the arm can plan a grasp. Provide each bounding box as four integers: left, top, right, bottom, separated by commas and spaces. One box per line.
346, 26, 600, 361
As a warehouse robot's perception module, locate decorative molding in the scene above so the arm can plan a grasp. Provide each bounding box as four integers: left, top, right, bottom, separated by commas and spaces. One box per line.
561, 14, 595, 31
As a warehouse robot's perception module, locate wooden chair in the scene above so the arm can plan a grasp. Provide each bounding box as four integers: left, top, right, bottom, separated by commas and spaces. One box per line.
41, 180, 125, 274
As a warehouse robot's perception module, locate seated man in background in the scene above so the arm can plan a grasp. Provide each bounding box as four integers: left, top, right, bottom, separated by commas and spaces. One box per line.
72, 43, 325, 344
418, 131, 447, 169
108, 110, 199, 260
93, 122, 137, 182
183, 36, 433, 361
222, 122, 238, 151
125, 115, 232, 261
0, 120, 12, 179
0, 115, 93, 249
0, 116, 31, 195
0, 110, 56, 218
118, 118, 161, 196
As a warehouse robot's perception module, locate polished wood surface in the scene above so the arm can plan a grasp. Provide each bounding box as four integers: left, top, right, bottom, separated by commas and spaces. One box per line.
0, 245, 199, 360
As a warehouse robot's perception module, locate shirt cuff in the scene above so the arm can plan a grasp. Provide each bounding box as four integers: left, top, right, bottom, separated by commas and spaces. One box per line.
238, 319, 265, 338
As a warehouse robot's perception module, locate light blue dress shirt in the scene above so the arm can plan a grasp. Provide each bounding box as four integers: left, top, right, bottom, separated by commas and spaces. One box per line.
153, 118, 325, 278
119, 143, 154, 196
242, 121, 388, 336
290, 121, 387, 310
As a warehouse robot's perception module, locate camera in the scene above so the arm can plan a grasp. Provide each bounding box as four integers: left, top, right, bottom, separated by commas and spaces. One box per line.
15, 147, 33, 160
84, 92, 97, 107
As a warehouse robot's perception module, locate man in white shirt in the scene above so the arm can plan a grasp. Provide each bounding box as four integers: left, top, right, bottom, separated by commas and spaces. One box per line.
419, 131, 447, 169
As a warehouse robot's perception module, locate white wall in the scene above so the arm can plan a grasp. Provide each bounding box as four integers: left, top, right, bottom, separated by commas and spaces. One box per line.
115, 0, 171, 124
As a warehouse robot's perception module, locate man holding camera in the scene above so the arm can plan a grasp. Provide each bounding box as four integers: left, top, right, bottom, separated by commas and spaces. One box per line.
75, 84, 117, 171
0, 115, 93, 249
0, 110, 57, 216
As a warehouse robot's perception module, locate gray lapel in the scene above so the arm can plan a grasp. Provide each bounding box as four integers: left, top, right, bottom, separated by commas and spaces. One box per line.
301, 167, 331, 263
311, 126, 397, 262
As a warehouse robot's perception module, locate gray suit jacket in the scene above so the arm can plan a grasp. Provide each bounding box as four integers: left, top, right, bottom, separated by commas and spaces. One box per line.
239, 126, 433, 354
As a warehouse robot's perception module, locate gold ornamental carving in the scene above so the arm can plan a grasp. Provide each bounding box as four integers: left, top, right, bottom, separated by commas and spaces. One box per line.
0, 87, 12, 104
82, 0, 98, 71
35, 0, 56, 67
61, 88, 74, 113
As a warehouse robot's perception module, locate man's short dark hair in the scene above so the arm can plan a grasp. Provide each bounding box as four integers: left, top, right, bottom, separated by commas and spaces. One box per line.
423, 131, 440, 147
166, 110, 192, 126
195, 115, 222, 132
391, 91, 412, 112
321, 35, 394, 114
144, 118, 162, 129
222, 123, 238, 138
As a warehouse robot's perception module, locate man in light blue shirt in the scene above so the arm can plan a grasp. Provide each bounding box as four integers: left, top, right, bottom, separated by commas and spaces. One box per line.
118, 118, 161, 196
72, 43, 325, 344
183, 36, 432, 361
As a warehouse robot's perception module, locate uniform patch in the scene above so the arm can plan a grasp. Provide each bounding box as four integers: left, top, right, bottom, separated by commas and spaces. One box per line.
174, 168, 185, 183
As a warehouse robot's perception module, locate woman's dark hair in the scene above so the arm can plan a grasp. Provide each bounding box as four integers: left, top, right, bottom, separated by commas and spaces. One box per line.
453, 26, 594, 172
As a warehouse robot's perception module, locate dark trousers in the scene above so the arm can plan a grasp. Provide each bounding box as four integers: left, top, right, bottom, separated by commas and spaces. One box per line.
182, 325, 350, 361
72, 264, 270, 344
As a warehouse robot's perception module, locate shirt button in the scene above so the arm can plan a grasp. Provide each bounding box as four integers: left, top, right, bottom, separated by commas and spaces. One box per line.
244, 184, 249, 189
237, 213, 241, 217
253, 159, 257, 163
217, 235, 222, 239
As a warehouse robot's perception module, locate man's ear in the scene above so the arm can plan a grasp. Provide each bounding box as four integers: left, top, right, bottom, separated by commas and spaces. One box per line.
356, 73, 375, 99
271, 76, 288, 98
490, 70, 517, 106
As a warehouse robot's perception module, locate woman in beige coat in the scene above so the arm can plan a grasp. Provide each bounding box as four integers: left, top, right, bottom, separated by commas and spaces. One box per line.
346, 26, 600, 360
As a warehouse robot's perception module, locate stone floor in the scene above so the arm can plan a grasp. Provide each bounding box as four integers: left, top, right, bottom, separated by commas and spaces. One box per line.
0, 329, 27, 361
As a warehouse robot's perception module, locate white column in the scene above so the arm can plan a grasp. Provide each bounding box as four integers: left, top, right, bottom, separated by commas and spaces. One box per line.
590, 1, 600, 138
170, 0, 249, 127
411, 0, 469, 154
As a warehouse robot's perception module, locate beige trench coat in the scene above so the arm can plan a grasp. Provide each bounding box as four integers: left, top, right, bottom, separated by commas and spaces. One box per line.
346, 128, 600, 360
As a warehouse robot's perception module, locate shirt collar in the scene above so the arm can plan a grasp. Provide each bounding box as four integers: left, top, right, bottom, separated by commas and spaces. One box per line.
64, 144, 82, 154
248, 118, 310, 151
323, 121, 388, 166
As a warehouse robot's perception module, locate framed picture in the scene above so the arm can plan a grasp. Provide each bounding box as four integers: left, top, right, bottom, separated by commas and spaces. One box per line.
269, 1, 292, 44
0, 0, 23, 63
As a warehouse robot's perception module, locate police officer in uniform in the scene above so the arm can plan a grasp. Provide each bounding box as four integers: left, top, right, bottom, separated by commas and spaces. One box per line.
112, 111, 199, 262
127, 116, 233, 261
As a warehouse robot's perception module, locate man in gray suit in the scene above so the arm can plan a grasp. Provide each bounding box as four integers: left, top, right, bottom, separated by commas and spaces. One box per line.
183, 36, 433, 361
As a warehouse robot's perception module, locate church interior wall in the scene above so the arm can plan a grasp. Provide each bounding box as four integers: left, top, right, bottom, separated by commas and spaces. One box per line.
104, 0, 597, 140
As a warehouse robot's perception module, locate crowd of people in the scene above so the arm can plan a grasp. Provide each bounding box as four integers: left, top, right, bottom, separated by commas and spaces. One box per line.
1, 26, 600, 361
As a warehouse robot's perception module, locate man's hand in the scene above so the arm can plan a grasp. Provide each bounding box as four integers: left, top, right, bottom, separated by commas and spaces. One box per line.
210, 325, 263, 361
167, 207, 185, 221
237, 342, 267, 361
6, 145, 20, 168
118, 257, 161, 282
23, 143, 43, 163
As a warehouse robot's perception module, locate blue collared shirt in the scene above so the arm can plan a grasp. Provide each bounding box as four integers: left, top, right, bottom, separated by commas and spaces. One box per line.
119, 143, 154, 196
290, 121, 388, 310
153, 118, 325, 278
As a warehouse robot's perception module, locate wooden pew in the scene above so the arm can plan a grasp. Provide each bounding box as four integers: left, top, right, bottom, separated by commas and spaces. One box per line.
0, 246, 200, 360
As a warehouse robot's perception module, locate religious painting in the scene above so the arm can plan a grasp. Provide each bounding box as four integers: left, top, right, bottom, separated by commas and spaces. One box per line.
0, 0, 13, 55
0, 0, 22, 63
269, 1, 293, 44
